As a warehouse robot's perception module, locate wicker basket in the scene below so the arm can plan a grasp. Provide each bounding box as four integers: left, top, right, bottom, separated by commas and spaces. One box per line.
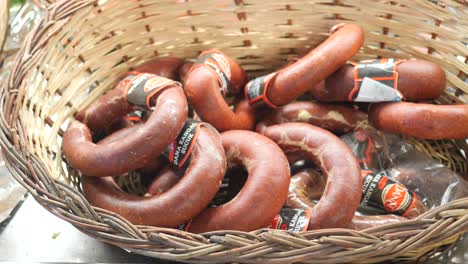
1, 0, 467, 263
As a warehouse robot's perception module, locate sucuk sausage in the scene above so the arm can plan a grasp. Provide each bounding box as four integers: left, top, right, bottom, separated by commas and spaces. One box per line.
261, 123, 362, 229
310, 59, 446, 102
184, 50, 256, 131
82, 125, 227, 228
133, 57, 185, 81
245, 23, 364, 108
368, 102, 468, 139
146, 166, 182, 196
286, 169, 409, 231
187, 130, 290, 233
178, 61, 194, 84
256, 101, 367, 135
62, 79, 188, 177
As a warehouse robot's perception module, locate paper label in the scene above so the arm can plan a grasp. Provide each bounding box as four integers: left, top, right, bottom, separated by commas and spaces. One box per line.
349, 59, 403, 102
162, 119, 202, 168
193, 50, 232, 97
245, 73, 277, 109
268, 208, 310, 231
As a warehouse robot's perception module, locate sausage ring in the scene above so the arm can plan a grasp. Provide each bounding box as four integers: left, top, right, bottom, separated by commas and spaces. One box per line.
63, 75, 188, 176
369, 102, 468, 139
256, 101, 367, 135
185, 50, 255, 131
310, 59, 446, 102
246, 23, 364, 108
261, 123, 362, 229
187, 130, 290, 233
82, 124, 227, 228
132, 57, 185, 81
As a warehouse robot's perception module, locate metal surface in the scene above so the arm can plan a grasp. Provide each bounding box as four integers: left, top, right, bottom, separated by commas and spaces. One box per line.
0, 194, 178, 263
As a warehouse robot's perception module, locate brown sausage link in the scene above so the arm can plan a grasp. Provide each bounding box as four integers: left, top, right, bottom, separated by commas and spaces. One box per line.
256, 101, 367, 135
82, 125, 226, 227
310, 60, 446, 102
262, 123, 362, 229
185, 50, 255, 131
369, 102, 468, 139
179, 61, 194, 84
247, 24, 364, 108
133, 57, 185, 81
62, 86, 188, 176
76, 58, 184, 131
188, 130, 290, 233
146, 166, 182, 196
287, 169, 409, 230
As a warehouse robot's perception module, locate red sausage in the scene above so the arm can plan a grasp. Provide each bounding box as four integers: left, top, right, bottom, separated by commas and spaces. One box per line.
256, 101, 367, 135
178, 61, 193, 84
262, 123, 362, 229
146, 166, 182, 196
82, 125, 226, 227
246, 24, 364, 108
369, 102, 468, 139
310, 60, 446, 102
133, 57, 185, 81
188, 130, 290, 233
185, 50, 256, 131
62, 84, 188, 176
286, 169, 409, 231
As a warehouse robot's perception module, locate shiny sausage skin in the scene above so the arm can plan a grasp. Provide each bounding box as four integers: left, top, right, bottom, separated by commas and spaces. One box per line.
133, 57, 185, 81
188, 130, 290, 233
185, 50, 255, 131
146, 166, 181, 196
262, 123, 362, 229
259, 24, 364, 107
286, 169, 408, 230
369, 102, 468, 139
62, 86, 188, 177
310, 60, 446, 101
82, 125, 226, 227
256, 101, 367, 135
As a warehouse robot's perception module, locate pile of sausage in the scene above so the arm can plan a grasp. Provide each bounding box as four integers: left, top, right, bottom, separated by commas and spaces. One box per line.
62, 23, 468, 233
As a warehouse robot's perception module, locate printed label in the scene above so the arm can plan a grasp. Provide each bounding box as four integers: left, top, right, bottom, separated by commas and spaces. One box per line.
268, 208, 310, 232
361, 170, 416, 216
162, 119, 202, 168
124, 73, 181, 109
349, 59, 403, 102
245, 73, 277, 109
193, 50, 232, 97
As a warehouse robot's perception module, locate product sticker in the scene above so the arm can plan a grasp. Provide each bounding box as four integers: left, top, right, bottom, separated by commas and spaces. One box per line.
361, 170, 417, 216
124, 110, 146, 123
245, 72, 278, 109
349, 59, 403, 102
176, 220, 192, 231
162, 119, 203, 168
193, 50, 232, 97
124, 73, 181, 109
268, 208, 310, 231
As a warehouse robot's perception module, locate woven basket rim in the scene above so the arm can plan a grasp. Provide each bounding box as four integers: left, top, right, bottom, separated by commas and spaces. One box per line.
0, 0, 9, 54
0, 0, 467, 263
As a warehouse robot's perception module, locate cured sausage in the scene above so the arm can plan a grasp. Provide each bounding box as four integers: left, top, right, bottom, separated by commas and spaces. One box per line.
262, 123, 362, 229
63, 75, 188, 176
146, 166, 182, 196
187, 130, 290, 233
368, 102, 468, 139
246, 23, 364, 108
178, 61, 193, 84
185, 50, 255, 131
310, 59, 446, 102
286, 169, 409, 230
82, 125, 226, 228
133, 57, 185, 81
256, 101, 367, 135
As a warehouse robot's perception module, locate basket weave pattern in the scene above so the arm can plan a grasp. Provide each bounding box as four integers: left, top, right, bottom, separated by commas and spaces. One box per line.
0, 0, 467, 263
